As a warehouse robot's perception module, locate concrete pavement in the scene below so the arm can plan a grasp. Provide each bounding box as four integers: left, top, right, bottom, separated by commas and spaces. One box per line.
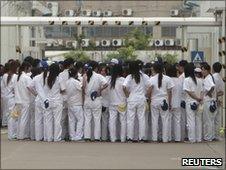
1, 129, 225, 169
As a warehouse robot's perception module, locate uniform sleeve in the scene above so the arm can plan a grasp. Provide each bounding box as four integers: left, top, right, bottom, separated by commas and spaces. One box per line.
122, 75, 130, 87
25, 76, 33, 88
99, 74, 107, 87
204, 76, 215, 91
142, 73, 151, 88
28, 78, 36, 91
183, 78, 192, 92
75, 80, 82, 91
59, 74, 66, 91
167, 77, 174, 90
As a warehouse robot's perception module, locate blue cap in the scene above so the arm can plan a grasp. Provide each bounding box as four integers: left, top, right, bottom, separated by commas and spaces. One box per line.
40, 60, 48, 69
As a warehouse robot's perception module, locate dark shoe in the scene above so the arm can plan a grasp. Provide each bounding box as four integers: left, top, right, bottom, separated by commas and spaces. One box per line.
84, 138, 91, 142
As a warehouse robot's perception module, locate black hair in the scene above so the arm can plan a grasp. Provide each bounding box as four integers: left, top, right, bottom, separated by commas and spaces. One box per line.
212, 62, 222, 73
136, 60, 143, 70
63, 58, 74, 69
153, 62, 163, 88
24, 56, 34, 66
165, 64, 177, 78
47, 63, 60, 89
31, 67, 42, 79
33, 59, 41, 68
129, 61, 141, 84
184, 63, 197, 85
178, 60, 188, 67
87, 61, 99, 83
110, 64, 123, 89
201, 63, 215, 84
75, 61, 83, 70
68, 66, 79, 80
7, 60, 19, 85
17, 61, 31, 81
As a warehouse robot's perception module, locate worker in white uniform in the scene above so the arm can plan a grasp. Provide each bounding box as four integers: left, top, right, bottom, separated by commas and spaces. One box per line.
58, 58, 74, 140
83, 61, 108, 141
183, 63, 203, 143
65, 67, 84, 141
123, 61, 151, 142
212, 62, 224, 141
108, 64, 127, 142
177, 60, 188, 141
165, 64, 182, 142
149, 62, 174, 142
99, 64, 111, 141
14, 62, 32, 140
27, 60, 49, 141
201, 63, 217, 141
1, 61, 19, 139
42, 63, 64, 142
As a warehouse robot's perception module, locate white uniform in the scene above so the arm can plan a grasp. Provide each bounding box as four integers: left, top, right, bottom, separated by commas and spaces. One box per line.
109, 77, 127, 142
58, 69, 69, 139
203, 74, 216, 141
183, 77, 203, 142
178, 73, 187, 140
101, 76, 110, 141
170, 77, 182, 141
1, 73, 17, 139
123, 73, 151, 140
66, 78, 84, 141
150, 74, 174, 142
213, 73, 224, 140
84, 71, 107, 140
14, 72, 32, 139
28, 73, 45, 141
42, 76, 64, 142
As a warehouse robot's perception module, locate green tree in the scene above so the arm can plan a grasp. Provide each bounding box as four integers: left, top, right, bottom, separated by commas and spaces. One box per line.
124, 28, 151, 50
162, 53, 178, 64
73, 33, 85, 50
63, 50, 90, 62
118, 46, 137, 60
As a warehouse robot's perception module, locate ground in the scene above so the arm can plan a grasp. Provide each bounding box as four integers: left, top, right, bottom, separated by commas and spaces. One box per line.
1, 129, 225, 169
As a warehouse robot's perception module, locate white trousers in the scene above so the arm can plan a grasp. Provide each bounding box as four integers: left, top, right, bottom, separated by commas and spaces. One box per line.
214, 106, 222, 140
151, 104, 169, 142
181, 107, 187, 140
17, 103, 30, 139
35, 101, 44, 141
170, 108, 181, 141
7, 97, 17, 140
101, 107, 109, 141
29, 102, 35, 140
1, 97, 9, 126
68, 105, 84, 141
84, 107, 102, 140
203, 101, 217, 141
109, 105, 126, 142
44, 104, 63, 142
61, 102, 68, 139
127, 101, 146, 140
186, 103, 202, 142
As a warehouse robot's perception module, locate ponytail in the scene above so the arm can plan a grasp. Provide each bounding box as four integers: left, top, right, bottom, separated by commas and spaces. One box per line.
43, 69, 48, 86
17, 61, 31, 81
153, 62, 163, 88
87, 66, 93, 83
158, 72, 163, 88
47, 63, 60, 89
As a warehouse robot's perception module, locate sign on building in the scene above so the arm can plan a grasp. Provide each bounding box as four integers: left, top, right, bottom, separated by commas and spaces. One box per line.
191, 51, 204, 63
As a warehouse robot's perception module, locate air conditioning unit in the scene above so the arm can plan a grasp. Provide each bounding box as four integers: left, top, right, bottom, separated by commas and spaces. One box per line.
164, 39, 175, 46
65, 10, 74, 17
170, 9, 179, 17
53, 40, 59, 47
103, 10, 113, 17
46, 42, 52, 47
175, 39, 182, 46
112, 39, 122, 47
95, 41, 100, 47
72, 41, 77, 48
46, 2, 59, 16
92, 10, 101, 17
122, 9, 133, 16
101, 40, 111, 47
148, 40, 154, 47
66, 41, 73, 48
58, 39, 63, 46
154, 39, 164, 47
81, 39, 89, 47
82, 10, 92, 17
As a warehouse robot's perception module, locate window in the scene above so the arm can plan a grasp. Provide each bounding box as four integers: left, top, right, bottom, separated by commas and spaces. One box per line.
161, 26, 176, 37
44, 26, 77, 38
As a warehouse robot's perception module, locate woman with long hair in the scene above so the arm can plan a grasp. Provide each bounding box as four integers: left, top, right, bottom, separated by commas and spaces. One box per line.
42, 63, 64, 142
201, 63, 217, 141
14, 61, 32, 140
123, 60, 151, 142
149, 62, 174, 143
183, 63, 203, 143
65, 66, 84, 141
108, 64, 127, 142
83, 61, 108, 141
1, 60, 20, 139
